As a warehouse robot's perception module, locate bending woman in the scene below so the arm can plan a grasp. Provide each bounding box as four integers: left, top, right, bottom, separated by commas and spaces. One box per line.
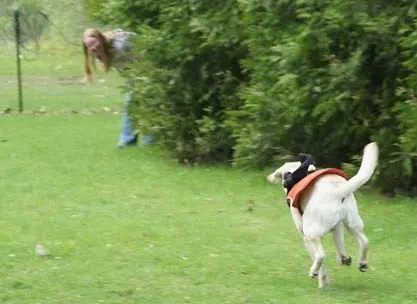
82, 28, 151, 148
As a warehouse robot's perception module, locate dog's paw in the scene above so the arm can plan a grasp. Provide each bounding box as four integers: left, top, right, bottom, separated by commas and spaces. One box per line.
309, 271, 319, 278
318, 272, 329, 288
338, 255, 352, 266
359, 262, 368, 272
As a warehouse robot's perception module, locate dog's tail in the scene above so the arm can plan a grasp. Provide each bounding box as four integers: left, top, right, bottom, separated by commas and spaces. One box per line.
334, 142, 379, 198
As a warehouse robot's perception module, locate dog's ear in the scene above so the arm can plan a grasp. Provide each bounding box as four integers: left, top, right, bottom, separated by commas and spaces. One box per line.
308, 164, 316, 172
267, 161, 311, 184
267, 167, 284, 184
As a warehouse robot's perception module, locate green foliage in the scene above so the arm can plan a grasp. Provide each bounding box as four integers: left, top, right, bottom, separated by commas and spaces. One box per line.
233, 0, 417, 194
117, 0, 248, 163
83, 0, 161, 28
85, 0, 417, 195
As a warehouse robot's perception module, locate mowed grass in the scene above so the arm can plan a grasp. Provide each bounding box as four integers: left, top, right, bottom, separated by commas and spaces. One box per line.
1, 115, 417, 304
0, 43, 124, 111
0, 42, 417, 304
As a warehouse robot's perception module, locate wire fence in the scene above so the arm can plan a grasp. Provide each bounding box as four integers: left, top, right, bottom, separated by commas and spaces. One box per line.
0, 3, 89, 58
0, 2, 122, 114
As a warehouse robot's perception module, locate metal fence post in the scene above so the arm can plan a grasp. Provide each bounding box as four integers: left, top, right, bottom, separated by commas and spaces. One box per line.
13, 7, 23, 113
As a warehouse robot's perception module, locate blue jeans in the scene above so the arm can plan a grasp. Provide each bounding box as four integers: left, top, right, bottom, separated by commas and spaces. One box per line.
119, 89, 137, 144
119, 83, 152, 144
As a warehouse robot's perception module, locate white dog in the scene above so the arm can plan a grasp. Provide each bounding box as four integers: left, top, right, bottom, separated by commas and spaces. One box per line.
267, 142, 378, 288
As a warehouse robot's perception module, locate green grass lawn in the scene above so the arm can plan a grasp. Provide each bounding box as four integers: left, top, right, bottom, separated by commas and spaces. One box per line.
0, 42, 416, 304
1, 115, 416, 304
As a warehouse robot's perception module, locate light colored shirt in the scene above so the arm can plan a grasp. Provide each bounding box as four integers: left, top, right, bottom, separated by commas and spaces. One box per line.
110, 30, 136, 71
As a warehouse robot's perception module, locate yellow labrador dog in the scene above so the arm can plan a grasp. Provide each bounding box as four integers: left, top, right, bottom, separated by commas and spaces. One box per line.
267, 142, 378, 288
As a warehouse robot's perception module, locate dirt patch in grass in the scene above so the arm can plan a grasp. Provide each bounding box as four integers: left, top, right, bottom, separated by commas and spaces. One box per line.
0, 106, 121, 116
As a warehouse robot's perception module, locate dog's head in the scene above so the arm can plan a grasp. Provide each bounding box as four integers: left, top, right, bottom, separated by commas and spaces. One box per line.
267, 162, 316, 186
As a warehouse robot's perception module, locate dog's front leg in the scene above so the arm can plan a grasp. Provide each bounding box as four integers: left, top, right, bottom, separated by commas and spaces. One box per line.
305, 237, 326, 278
290, 206, 303, 235
303, 237, 328, 287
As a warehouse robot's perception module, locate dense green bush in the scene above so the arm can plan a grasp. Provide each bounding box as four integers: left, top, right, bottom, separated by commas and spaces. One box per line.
233, 1, 415, 195
236, 1, 417, 195
86, 0, 417, 195
93, 0, 248, 163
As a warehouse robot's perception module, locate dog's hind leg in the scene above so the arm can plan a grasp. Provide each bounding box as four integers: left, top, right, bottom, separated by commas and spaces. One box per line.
332, 222, 352, 266
346, 212, 369, 272
348, 226, 369, 272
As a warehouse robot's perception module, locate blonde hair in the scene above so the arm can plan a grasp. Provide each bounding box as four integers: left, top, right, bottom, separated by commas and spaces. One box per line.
83, 28, 121, 81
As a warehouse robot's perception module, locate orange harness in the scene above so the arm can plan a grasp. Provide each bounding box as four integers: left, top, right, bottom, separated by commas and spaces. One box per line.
286, 168, 348, 214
